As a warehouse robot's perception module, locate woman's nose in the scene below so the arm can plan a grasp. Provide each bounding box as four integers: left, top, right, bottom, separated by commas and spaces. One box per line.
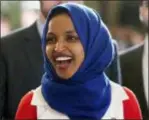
54, 40, 66, 52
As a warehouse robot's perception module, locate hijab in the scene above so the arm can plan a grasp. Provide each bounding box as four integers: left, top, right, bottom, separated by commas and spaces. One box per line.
41, 3, 115, 120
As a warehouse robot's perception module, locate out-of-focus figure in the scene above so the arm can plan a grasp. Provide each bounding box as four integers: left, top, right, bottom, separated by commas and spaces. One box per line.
112, 1, 145, 51
0, 14, 11, 37
0, 1, 62, 119
20, 1, 39, 27
120, 0, 148, 119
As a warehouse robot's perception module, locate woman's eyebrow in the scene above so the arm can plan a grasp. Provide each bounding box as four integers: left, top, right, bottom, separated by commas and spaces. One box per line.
65, 30, 76, 34
47, 32, 55, 36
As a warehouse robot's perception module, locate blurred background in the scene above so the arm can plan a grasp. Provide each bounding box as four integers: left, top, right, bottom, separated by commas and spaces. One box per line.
0, 0, 146, 52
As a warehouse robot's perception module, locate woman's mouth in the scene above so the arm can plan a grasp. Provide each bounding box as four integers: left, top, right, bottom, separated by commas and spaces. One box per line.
54, 56, 73, 70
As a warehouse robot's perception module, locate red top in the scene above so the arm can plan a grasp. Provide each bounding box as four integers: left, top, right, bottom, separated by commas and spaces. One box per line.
15, 87, 142, 120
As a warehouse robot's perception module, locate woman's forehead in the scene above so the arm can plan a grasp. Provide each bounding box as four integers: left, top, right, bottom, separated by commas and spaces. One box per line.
47, 14, 76, 32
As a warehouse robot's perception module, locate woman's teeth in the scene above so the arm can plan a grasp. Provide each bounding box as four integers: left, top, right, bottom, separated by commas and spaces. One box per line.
56, 56, 72, 61
55, 56, 72, 69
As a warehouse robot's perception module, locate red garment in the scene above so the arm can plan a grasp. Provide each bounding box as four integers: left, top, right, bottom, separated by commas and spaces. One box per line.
15, 87, 142, 120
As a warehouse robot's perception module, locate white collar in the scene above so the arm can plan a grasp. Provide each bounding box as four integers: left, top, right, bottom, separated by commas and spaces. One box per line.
102, 81, 128, 119
31, 82, 128, 119
36, 18, 44, 38
144, 34, 148, 55
31, 86, 69, 119
142, 34, 148, 106
31, 86, 47, 106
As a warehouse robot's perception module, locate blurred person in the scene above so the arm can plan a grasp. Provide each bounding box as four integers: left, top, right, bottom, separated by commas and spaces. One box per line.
120, 0, 149, 119
15, 3, 141, 119
0, 1, 121, 119
130, 29, 144, 46
116, 1, 145, 51
114, 26, 133, 51
0, 15, 11, 37
21, 10, 39, 28
20, 1, 40, 28
0, 1, 61, 119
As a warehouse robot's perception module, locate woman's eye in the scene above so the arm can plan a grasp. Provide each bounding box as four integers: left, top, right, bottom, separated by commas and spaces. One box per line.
67, 35, 79, 42
46, 37, 56, 44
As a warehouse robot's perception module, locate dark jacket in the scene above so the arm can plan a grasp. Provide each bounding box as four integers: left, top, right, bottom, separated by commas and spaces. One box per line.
120, 43, 149, 119
0, 21, 121, 119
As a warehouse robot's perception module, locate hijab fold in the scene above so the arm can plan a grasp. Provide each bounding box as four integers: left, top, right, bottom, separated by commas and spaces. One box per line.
41, 3, 115, 120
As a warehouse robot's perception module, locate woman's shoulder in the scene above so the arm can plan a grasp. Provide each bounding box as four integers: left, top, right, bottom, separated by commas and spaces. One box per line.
15, 90, 37, 119
122, 87, 142, 119
19, 91, 34, 106
109, 82, 142, 119
123, 87, 138, 100
122, 86, 141, 110
110, 81, 141, 102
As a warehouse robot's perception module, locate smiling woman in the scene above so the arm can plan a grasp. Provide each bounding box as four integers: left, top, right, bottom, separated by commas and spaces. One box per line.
15, 3, 142, 120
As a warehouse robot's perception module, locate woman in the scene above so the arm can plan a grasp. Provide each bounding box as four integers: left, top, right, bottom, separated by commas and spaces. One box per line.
15, 3, 142, 120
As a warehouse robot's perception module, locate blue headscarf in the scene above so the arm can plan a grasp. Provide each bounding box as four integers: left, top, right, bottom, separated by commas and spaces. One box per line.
41, 3, 115, 120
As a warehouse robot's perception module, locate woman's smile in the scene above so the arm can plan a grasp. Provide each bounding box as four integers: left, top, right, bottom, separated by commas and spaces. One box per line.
52, 52, 73, 70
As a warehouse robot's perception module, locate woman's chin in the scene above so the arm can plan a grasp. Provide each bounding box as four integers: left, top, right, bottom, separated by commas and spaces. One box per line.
56, 71, 73, 80
57, 75, 72, 80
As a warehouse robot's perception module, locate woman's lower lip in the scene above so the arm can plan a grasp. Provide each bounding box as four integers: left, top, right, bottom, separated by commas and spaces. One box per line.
55, 61, 71, 70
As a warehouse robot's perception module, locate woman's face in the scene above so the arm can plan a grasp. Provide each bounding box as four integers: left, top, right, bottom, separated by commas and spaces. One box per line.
46, 13, 84, 79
